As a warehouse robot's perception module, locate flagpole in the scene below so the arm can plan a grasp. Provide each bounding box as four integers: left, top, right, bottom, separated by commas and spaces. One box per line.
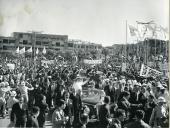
125, 20, 127, 67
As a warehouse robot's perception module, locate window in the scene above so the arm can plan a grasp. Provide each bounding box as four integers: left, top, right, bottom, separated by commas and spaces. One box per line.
81, 45, 85, 48
3, 39, 8, 43
19, 34, 23, 38
23, 40, 28, 45
3, 46, 8, 50
56, 42, 60, 46
36, 41, 41, 45
19, 42, 23, 44
28, 42, 32, 45
55, 48, 60, 51
9, 40, 15, 44
42, 42, 49, 46
68, 43, 73, 47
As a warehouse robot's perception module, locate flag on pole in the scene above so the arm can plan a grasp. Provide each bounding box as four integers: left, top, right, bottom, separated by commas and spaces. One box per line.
36, 48, 39, 55
27, 47, 32, 53
42, 47, 46, 54
16, 47, 20, 54
145, 24, 157, 37
160, 26, 169, 39
19, 47, 25, 54
128, 25, 138, 36
160, 26, 169, 33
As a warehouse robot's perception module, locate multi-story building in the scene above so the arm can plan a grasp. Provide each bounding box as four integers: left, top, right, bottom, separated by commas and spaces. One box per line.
68, 39, 103, 52
0, 32, 68, 53
0, 32, 104, 55
107, 38, 169, 62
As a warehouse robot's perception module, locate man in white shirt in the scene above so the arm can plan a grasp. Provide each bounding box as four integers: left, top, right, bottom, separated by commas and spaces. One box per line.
18, 81, 34, 103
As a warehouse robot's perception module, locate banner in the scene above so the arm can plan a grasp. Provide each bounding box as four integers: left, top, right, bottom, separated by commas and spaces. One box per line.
41, 60, 54, 66
140, 64, 162, 78
84, 59, 102, 64
122, 63, 126, 72
7, 63, 15, 70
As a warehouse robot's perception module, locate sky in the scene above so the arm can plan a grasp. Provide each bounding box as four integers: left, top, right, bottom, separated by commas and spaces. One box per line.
0, 0, 169, 46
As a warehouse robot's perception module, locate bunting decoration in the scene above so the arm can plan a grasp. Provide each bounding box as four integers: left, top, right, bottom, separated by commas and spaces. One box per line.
129, 25, 138, 36
19, 47, 25, 54
16, 47, 20, 54
36, 48, 39, 55
27, 47, 32, 53
42, 47, 46, 54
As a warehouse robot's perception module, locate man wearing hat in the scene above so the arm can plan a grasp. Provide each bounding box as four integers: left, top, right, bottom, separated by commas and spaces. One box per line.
149, 96, 168, 127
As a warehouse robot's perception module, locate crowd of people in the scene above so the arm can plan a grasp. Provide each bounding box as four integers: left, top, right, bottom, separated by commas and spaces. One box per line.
0, 55, 169, 128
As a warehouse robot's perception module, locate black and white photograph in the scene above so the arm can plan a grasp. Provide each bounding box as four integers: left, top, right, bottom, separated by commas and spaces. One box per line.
0, 0, 169, 128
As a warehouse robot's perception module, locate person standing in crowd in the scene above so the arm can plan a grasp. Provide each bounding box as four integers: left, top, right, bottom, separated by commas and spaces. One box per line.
80, 114, 89, 128
52, 99, 69, 128
138, 86, 148, 110
117, 91, 142, 122
26, 106, 40, 128
10, 96, 28, 128
18, 80, 34, 103
124, 110, 150, 128
114, 80, 125, 103
54, 84, 65, 105
143, 94, 156, 124
7, 90, 18, 118
109, 109, 126, 128
70, 88, 82, 127
98, 96, 111, 128
149, 96, 168, 128
129, 83, 141, 104
63, 91, 73, 127
37, 94, 49, 128
0, 82, 11, 118
104, 80, 115, 103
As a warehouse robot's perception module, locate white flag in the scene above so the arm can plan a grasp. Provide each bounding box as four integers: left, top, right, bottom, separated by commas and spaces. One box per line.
42, 47, 46, 54
16, 47, 20, 54
19, 47, 25, 54
36, 48, 39, 55
129, 25, 138, 36
27, 47, 32, 53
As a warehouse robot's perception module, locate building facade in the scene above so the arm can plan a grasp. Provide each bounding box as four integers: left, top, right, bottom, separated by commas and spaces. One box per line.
0, 32, 68, 53
0, 32, 104, 55
68, 39, 102, 52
